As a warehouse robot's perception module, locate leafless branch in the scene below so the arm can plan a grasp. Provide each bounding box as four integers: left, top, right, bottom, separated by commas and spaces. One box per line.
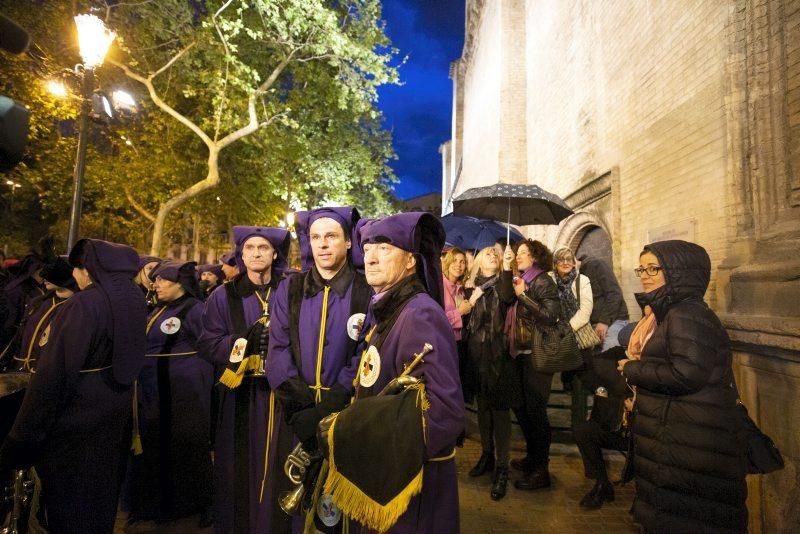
108, 56, 214, 148
150, 41, 197, 79
212, 0, 235, 57
124, 185, 156, 222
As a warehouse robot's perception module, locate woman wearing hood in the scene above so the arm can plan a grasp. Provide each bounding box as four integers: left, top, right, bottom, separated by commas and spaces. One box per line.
127, 261, 214, 526
618, 240, 747, 533
12, 255, 78, 372
0, 238, 147, 533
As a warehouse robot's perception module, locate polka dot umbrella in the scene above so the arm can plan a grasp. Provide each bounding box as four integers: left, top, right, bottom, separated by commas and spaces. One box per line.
452, 183, 573, 242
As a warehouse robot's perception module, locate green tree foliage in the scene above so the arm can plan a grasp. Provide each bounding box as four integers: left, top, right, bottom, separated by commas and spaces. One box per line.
0, 0, 399, 256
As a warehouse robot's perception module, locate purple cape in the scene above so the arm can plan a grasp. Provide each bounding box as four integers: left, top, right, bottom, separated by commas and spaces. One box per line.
70, 239, 147, 385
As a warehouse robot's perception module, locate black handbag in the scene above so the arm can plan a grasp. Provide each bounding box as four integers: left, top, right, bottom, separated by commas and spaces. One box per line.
531, 321, 583, 373
736, 399, 784, 474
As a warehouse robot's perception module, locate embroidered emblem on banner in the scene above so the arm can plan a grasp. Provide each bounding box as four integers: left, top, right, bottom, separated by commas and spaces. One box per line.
346, 313, 366, 341
160, 317, 181, 335
359, 345, 380, 387
317, 494, 342, 527
38, 324, 51, 347
230, 338, 247, 363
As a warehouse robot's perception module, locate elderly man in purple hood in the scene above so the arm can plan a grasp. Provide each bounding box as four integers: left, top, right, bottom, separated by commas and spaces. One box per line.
319, 212, 464, 533
0, 238, 147, 533
198, 226, 293, 534
266, 207, 371, 532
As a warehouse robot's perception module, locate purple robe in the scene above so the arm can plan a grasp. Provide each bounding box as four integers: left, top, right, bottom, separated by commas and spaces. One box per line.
267, 266, 361, 393
128, 296, 214, 521
14, 291, 67, 371
349, 285, 463, 533
198, 276, 293, 534
0, 285, 140, 532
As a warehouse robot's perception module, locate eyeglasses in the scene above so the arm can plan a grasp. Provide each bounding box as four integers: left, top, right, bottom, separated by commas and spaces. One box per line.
556, 259, 575, 265
634, 266, 663, 277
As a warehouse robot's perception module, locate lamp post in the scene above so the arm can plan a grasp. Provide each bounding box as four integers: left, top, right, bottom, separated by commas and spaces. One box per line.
66, 14, 115, 251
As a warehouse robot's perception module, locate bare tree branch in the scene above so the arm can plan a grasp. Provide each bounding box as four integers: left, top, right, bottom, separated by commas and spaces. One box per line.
217, 51, 296, 149
150, 41, 197, 79
109, 55, 214, 148
212, 0, 235, 57
124, 185, 156, 222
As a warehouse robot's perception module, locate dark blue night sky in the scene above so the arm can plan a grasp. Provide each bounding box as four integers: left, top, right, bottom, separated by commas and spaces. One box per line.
378, 1, 465, 200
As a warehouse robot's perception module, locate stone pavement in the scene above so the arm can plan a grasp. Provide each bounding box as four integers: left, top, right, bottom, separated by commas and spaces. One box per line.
117, 435, 636, 534
456, 436, 637, 534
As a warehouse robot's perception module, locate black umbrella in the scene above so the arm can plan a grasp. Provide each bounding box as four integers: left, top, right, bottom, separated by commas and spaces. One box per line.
452, 183, 573, 242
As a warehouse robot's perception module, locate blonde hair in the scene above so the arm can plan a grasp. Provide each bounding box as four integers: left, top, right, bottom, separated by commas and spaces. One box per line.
467, 247, 499, 286
442, 247, 467, 284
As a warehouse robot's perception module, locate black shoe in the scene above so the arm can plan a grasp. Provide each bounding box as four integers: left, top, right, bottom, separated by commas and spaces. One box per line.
468, 452, 495, 477
579, 480, 614, 510
490, 466, 509, 501
509, 456, 534, 474
514, 466, 551, 490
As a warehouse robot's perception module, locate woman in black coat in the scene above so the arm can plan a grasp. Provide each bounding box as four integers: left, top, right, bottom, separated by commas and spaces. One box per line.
618, 240, 747, 533
498, 239, 562, 490
464, 246, 520, 500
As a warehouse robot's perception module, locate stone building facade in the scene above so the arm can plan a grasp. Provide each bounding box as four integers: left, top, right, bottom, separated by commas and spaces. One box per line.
442, 1, 800, 531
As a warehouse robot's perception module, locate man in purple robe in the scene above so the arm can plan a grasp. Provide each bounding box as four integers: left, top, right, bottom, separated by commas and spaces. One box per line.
198, 263, 225, 299
12, 254, 78, 372
0, 238, 147, 533
127, 260, 214, 525
198, 226, 293, 534
320, 212, 464, 533
0, 252, 45, 365
267, 207, 371, 531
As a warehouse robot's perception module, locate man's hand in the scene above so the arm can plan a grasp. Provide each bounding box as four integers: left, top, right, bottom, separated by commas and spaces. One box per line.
317, 413, 337, 459
594, 322, 609, 342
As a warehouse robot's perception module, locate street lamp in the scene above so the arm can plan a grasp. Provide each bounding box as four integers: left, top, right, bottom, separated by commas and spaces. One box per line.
66, 14, 115, 251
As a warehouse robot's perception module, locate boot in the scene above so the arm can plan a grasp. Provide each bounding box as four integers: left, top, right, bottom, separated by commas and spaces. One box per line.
514, 464, 551, 490
490, 466, 509, 501
509, 456, 534, 474
468, 452, 495, 477
579, 480, 614, 510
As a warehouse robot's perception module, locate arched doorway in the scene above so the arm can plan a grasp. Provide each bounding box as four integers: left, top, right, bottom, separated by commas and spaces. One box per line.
575, 226, 613, 267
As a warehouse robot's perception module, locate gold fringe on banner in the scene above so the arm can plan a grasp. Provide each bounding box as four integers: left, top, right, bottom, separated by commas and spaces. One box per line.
218, 355, 263, 389
323, 384, 430, 533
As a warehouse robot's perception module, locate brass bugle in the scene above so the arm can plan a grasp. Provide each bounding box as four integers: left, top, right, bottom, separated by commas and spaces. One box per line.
278, 482, 306, 516
400, 343, 433, 377
283, 442, 312, 484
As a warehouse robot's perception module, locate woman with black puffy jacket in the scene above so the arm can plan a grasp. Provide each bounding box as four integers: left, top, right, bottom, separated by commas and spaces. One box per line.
618, 240, 747, 533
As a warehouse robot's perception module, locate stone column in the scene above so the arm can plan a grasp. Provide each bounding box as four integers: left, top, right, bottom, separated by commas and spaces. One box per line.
719, 0, 800, 531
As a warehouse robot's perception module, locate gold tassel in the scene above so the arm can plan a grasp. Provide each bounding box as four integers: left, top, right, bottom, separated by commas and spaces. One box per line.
131, 434, 143, 455
324, 416, 424, 533
218, 356, 257, 389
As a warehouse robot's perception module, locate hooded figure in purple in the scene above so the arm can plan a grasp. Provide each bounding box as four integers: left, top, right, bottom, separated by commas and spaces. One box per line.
266, 207, 371, 532
12, 254, 78, 372
0, 238, 147, 533
198, 226, 293, 534
127, 260, 214, 525
0, 251, 45, 361
198, 263, 225, 299
321, 212, 464, 533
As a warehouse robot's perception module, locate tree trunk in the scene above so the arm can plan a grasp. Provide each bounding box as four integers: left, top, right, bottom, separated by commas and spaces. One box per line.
150, 148, 220, 255
192, 213, 201, 262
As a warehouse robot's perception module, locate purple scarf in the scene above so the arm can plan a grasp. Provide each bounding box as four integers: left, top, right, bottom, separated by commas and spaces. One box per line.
504, 266, 545, 357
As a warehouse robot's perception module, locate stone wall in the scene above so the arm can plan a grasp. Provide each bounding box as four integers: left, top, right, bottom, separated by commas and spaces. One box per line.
444, 0, 800, 530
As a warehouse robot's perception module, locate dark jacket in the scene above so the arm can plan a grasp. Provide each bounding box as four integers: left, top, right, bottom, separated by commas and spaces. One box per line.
622, 240, 746, 534
465, 275, 520, 409
578, 257, 629, 325
497, 270, 561, 331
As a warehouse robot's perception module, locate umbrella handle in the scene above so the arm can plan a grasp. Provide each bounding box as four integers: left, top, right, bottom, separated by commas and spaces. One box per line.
507, 198, 511, 245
